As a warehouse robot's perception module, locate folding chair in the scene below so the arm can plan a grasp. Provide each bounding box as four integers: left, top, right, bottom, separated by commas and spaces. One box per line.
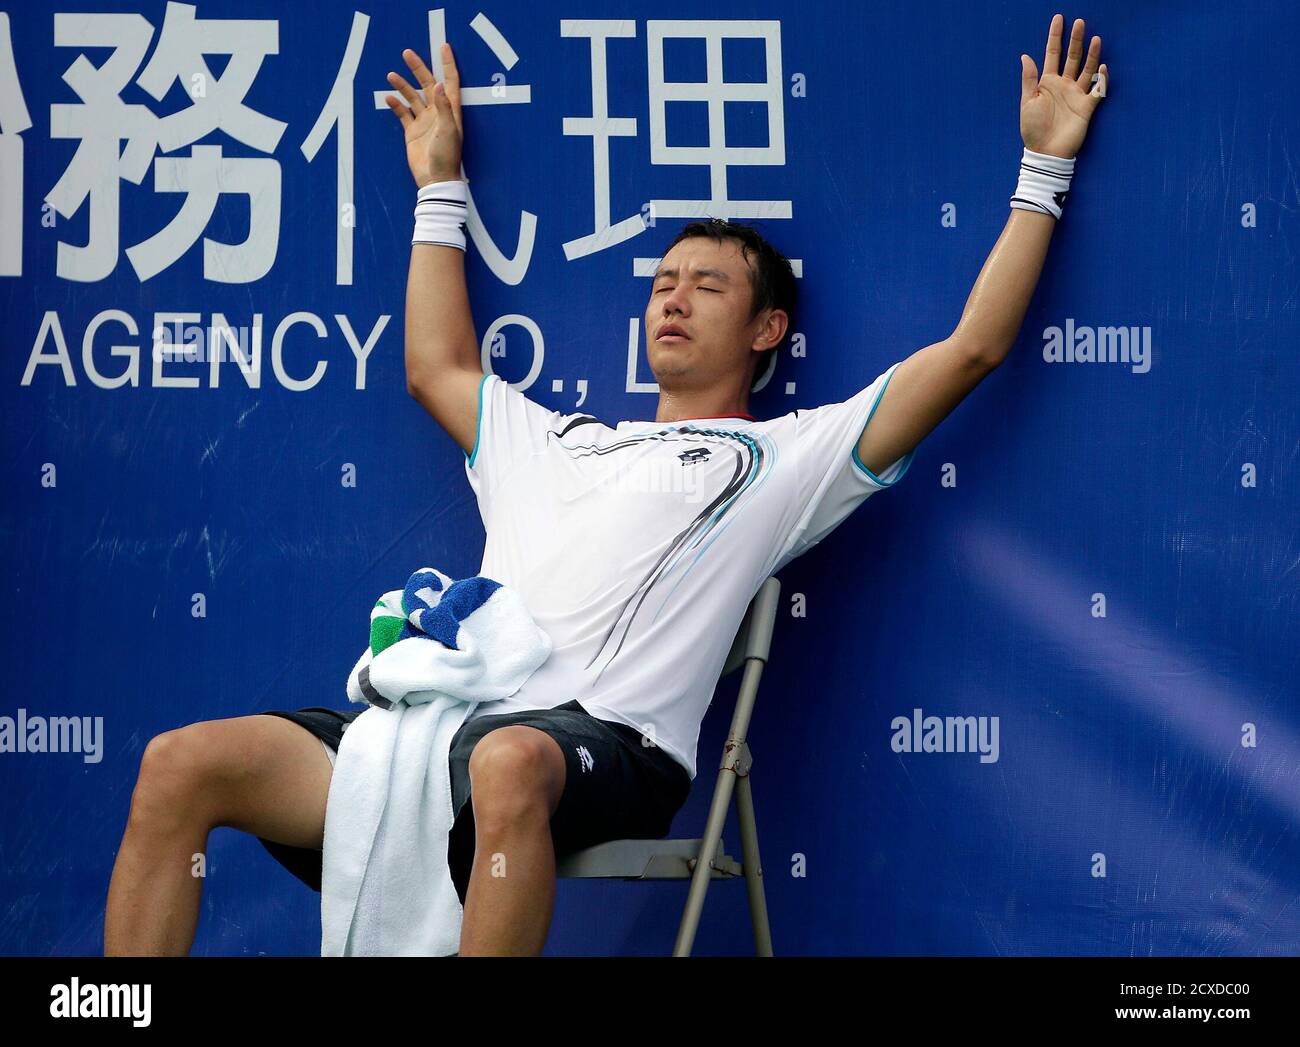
555, 575, 781, 956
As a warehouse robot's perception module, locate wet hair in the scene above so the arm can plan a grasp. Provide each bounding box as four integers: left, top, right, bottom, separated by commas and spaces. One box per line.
661, 218, 798, 392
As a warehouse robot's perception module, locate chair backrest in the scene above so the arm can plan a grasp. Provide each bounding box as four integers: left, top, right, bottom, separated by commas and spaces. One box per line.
721, 576, 782, 677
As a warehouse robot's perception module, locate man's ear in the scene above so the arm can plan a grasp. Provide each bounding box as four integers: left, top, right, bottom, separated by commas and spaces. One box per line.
755, 308, 787, 352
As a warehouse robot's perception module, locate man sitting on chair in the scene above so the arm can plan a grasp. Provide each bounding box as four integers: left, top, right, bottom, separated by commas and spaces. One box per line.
104, 17, 1106, 956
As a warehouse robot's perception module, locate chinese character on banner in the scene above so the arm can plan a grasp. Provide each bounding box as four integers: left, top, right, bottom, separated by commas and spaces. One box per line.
562, 19, 796, 274
127, 1, 285, 282
46, 1, 285, 284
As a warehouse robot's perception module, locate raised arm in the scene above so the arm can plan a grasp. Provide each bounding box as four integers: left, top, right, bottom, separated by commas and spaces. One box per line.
384, 44, 484, 458
856, 14, 1108, 477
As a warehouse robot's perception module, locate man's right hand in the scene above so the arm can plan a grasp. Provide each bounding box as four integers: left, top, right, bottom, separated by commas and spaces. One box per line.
384, 44, 465, 188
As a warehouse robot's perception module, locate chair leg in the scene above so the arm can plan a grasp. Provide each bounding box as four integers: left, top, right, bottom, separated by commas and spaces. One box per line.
675, 650, 774, 956
672, 757, 738, 956
734, 771, 773, 956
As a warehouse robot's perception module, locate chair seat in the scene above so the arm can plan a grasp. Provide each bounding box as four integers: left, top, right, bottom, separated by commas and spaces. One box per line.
556, 837, 742, 880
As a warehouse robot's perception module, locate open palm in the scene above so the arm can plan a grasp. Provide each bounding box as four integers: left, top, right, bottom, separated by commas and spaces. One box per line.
1021, 14, 1108, 159
384, 44, 466, 188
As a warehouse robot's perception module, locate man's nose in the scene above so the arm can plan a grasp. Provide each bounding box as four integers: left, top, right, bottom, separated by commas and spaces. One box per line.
663, 286, 690, 314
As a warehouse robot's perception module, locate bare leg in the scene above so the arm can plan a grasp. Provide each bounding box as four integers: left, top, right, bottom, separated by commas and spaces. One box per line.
457, 726, 567, 956
104, 714, 334, 956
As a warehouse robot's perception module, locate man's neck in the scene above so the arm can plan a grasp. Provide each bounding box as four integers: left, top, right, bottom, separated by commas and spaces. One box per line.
651, 387, 754, 423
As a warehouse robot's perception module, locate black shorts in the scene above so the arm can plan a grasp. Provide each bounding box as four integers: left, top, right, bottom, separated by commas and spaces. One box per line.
254, 699, 693, 906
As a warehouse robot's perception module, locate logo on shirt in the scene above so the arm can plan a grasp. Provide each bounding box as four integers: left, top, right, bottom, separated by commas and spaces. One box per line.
678, 447, 712, 466
576, 745, 595, 773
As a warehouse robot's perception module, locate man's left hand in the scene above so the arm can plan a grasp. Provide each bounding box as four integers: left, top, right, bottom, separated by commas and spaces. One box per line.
1020, 13, 1108, 159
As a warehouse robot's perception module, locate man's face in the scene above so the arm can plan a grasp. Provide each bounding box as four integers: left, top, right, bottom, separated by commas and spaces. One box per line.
644, 236, 780, 391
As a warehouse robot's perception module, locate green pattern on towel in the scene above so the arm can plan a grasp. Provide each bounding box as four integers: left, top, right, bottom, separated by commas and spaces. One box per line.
368, 591, 409, 657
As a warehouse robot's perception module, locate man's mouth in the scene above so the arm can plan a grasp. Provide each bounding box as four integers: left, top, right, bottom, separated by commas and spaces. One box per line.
657, 325, 690, 343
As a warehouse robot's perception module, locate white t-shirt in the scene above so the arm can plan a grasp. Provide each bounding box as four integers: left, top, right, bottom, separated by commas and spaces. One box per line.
460, 364, 914, 780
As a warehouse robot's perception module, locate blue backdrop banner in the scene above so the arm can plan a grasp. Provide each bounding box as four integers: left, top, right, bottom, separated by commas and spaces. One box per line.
1, 0, 1298, 956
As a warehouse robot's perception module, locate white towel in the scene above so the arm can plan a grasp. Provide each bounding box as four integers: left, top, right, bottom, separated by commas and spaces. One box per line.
321, 568, 552, 956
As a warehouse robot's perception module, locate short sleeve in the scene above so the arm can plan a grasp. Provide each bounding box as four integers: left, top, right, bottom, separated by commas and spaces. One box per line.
772, 361, 915, 572
463, 372, 565, 497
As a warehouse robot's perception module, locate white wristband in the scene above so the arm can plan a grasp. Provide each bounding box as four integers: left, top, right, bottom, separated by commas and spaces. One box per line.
413, 179, 469, 250
1009, 147, 1075, 220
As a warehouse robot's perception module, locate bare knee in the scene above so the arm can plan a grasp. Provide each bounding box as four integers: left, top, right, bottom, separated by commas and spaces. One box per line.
467, 728, 565, 835
130, 722, 236, 834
